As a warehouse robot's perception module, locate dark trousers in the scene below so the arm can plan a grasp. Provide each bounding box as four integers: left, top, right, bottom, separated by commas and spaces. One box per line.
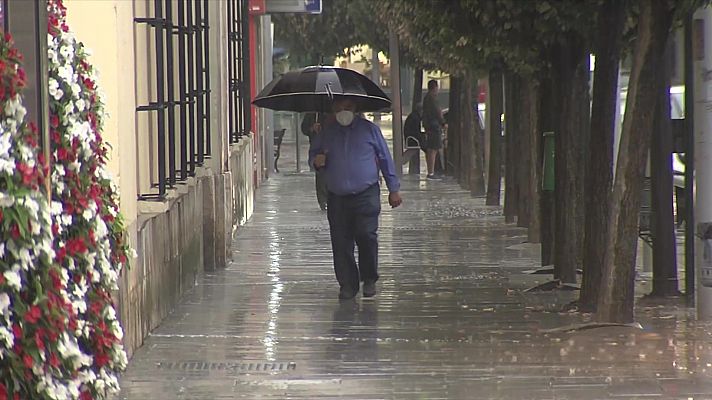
327, 184, 381, 290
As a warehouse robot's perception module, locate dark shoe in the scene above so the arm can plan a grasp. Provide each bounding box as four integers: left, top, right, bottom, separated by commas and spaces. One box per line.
362, 281, 376, 298
426, 174, 442, 180
319, 203, 328, 211
338, 286, 358, 300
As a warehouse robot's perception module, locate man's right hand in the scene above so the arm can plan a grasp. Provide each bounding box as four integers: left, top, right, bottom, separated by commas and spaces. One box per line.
314, 153, 327, 169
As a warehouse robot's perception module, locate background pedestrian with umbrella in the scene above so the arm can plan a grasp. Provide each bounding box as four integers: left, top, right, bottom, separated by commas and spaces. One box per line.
254, 66, 402, 300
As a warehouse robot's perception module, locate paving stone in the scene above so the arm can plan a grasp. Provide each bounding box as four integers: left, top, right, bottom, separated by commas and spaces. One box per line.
115, 173, 712, 400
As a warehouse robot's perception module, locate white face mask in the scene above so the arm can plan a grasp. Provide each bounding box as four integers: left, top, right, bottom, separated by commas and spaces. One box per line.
335, 110, 355, 126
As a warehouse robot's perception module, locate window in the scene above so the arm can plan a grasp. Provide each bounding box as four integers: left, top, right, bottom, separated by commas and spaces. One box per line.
135, 0, 211, 200
227, 0, 251, 144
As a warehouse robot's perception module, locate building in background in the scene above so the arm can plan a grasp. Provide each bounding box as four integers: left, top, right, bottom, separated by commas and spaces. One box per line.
3, 0, 261, 357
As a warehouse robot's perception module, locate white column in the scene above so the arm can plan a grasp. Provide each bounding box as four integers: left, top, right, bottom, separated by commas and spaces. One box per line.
693, 7, 712, 320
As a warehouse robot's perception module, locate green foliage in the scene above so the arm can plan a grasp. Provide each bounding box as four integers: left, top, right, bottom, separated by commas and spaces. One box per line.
273, 0, 387, 67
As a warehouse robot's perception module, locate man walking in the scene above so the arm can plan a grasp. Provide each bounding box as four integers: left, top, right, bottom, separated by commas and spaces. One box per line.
422, 79, 447, 179
309, 97, 402, 300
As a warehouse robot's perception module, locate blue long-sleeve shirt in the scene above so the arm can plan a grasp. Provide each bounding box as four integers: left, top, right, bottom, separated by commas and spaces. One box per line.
309, 116, 400, 196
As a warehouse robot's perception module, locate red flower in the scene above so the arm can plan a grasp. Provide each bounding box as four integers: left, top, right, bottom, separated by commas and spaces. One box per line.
25, 305, 42, 324
57, 147, 69, 161
55, 246, 67, 263
11, 324, 22, 340
22, 354, 33, 369
51, 129, 61, 144
95, 352, 109, 368
90, 301, 103, 317
49, 269, 63, 290
35, 332, 45, 352
10, 223, 20, 240
67, 237, 87, 255
0, 383, 6, 400
79, 391, 93, 400
49, 352, 60, 369
0, 209, 3, 224
50, 114, 59, 129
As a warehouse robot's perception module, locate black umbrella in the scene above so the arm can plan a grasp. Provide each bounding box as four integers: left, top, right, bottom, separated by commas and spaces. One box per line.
253, 66, 391, 112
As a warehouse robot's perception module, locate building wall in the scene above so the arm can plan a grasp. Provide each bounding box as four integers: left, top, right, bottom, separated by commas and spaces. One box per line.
65, 0, 257, 356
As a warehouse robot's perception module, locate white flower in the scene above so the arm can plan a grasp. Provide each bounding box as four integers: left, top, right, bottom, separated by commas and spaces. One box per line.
0, 293, 10, 316
82, 208, 93, 221
57, 65, 74, 83
17, 248, 32, 270
75, 99, 85, 112
0, 327, 13, 348
0, 243, 4, 258
0, 131, 11, 157
0, 157, 15, 175
52, 88, 64, 101
59, 45, 74, 60
0, 192, 13, 208
3, 269, 21, 291
21, 196, 39, 220
63, 102, 74, 115
49, 78, 59, 96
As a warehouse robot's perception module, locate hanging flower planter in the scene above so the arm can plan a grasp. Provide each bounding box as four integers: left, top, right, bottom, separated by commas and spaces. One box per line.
47, 0, 132, 397
0, 33, 88, 400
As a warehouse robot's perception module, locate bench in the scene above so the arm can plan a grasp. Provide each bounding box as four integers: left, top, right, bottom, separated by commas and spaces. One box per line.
403, 136, 422, 160
639, 177, 652, 247
274, 129, 286, 173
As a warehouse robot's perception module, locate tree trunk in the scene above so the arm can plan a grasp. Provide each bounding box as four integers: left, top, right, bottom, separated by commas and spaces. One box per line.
580, 0, 626, 312
527, 79, 542, 243
412, 68, 424, 111
459, 76, 471, 189
596, 0, 673, 323
465, 73, 486, 195
553, 38, 590, 285
448, 76, 462, 178
487, 68, 504, 205
517, 79, 532, 228
540, 77, 556, 266
504, 73, 520, 223
651, 40, 679, 297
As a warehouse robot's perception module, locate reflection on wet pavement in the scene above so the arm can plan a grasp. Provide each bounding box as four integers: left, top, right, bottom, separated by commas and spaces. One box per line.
116, 174, 712, 399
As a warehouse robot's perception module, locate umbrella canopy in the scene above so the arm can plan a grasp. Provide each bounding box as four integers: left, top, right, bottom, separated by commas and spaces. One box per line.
253, 66, 391, 112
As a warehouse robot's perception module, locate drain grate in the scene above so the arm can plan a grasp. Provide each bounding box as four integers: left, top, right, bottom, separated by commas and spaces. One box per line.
156, 361, 296, 373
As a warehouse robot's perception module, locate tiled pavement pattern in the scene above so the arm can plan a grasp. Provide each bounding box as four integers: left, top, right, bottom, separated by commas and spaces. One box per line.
116, 172, 712, 400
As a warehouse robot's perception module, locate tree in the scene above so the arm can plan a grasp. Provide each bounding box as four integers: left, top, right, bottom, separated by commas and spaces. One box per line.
596, 0, 675, 323
486, 67, 504, 206
650, 39, 680, 297
579, 0, 628, 311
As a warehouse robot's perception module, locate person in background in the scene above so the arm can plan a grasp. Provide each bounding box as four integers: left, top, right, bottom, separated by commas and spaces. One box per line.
422, 79, 447, 180
309, 97, 403, 300
301, 112, 330, 210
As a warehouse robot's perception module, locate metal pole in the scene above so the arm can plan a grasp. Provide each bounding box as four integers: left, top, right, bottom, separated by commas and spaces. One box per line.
154, 0, 167, 197
165, 0, 176, 187
388, 29, 403, 176
295, 113, 301, 172
177, 0, 188, 180
693, 9, 712, 320
685, 12, 696, 301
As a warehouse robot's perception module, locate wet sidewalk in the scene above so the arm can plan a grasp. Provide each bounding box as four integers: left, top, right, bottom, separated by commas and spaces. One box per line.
116, 173, 712, 400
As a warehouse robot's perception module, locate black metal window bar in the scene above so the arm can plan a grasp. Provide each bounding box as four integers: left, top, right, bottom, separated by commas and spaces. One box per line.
136, 0, 212, 200
227, 0, 251, 144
